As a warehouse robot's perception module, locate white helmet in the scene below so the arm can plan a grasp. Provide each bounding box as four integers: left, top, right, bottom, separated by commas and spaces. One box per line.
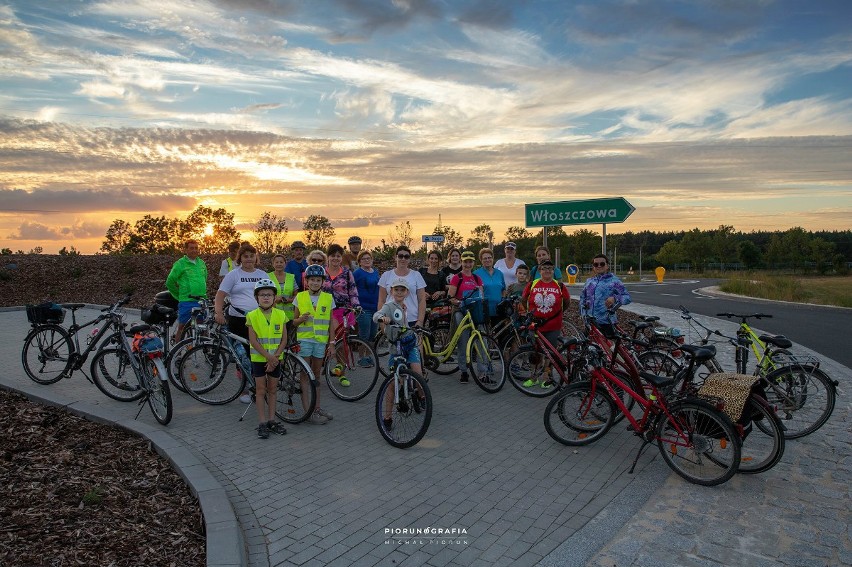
253, 278, 278, 297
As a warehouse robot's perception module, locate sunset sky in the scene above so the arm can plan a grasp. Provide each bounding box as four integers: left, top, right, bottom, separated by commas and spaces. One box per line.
1, 0, 851, 253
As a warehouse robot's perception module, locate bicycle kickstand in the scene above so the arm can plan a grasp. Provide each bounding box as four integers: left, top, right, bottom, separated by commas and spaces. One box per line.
628, 439, 653, 475
238, 397, 254, 421
134, 393, 148, 421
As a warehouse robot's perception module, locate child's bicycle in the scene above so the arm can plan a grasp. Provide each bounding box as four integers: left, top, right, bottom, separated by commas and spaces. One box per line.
375, 324, 432, 449
322, 306, 380, 402
176, 321, 318, 425
507, 315, 576, 398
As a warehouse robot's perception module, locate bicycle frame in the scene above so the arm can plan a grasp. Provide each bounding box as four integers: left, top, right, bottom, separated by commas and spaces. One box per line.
422, 308, 482, 366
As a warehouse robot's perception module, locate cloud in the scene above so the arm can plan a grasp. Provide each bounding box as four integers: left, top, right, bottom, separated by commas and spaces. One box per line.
0, 188, 195, 214
7, 219, 103, 240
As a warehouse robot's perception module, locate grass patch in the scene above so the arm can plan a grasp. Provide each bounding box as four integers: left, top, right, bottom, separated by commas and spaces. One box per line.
720, 274, 852, 308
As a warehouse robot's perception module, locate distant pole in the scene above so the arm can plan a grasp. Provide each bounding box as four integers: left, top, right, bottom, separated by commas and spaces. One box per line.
601, 223, 607, 255
543, 227, 548, 249
639, 246, 643, 279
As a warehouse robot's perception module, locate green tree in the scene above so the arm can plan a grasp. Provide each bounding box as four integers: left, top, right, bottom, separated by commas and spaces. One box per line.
431, 224, 463, 256
467, 223, 493, 251
126, 215, 179, 254
711, 225, 737, 270
303, 215, 335, 251
100, 219, 133, 254
571, 229, 601, 266
28, 246, 43, 254
180, 206, 240, 254
655, 240, 686, 268
681, 229, 711, 271
253, 211, 288, 255
388, 221, 414, 249
736, 240, 762, 269
505, 226, 532, 242
58, 246, 81, 256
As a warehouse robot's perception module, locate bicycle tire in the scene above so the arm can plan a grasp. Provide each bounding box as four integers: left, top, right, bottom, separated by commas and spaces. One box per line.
507, 347, 561, 398
544, 381, 616, 446
656, 398, 740, 486
374, 331, 391, 378
737, 396, 785, 475
423, 324, 458, 375
760, 364, 835, 439
637, 350, 681, 377
22, 325, 74, 385
468, 333, 505, 393
90, 346, 146, 402
276, 353, 316, 424
324, 336, 379, 401
143, 356, 173, 425
178, 343, 241, 405
164, 336, 197, 393
375, 370, 432, 448
562, 319, 583, 340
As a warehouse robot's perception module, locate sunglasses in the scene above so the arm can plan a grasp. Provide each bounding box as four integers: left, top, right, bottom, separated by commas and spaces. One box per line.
397, 253, 411, 259
310, 258, 324, 263
593, 261, 607, 267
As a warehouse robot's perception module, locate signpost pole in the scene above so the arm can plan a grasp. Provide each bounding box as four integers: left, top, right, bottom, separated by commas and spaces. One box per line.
542, 226, 548, 249
601, 223, 607, 255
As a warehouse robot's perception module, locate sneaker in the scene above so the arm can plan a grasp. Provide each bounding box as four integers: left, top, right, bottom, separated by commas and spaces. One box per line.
257, 423, 270, 439
357, 356, 374, 368
308, 413, 329, 425
522, 378, 540, 388
460, 372, 469, 384
540, 381, 554, 390
267, 421, 287, 435
339, 377, 351, 387
315, 407, 333, 421
331, 363, 345, 377
239, 393, 252, 404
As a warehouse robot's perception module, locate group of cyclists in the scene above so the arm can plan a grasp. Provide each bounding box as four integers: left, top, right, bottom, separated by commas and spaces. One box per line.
165, 235, 631, 439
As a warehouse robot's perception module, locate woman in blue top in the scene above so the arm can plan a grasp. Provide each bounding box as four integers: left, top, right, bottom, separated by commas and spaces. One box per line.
353, 249, 380, 350
474, 248, 506, 327
579, 253, 631, 337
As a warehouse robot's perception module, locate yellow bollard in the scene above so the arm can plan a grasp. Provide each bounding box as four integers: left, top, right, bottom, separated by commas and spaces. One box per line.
655, 266, 666, 283
565, 264, 579, 285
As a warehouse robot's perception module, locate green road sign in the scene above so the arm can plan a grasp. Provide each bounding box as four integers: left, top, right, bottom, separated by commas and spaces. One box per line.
525, 197, 635, 227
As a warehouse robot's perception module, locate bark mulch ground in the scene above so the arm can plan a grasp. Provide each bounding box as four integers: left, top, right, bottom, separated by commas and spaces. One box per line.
0, 389, 205, 567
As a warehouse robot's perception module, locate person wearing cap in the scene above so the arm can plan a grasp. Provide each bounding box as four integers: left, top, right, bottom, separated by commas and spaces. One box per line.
343, 236, 362, 270
285, 240, 308, 291
494, 242, 526, 287
521, 259, 571, 389
377, 245, 427, 329
529, 246, 563, 281
446, 250, 484, 383
579, 253, 631, 336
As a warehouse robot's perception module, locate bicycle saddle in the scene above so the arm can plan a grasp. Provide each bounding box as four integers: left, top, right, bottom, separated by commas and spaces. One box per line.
628, 321, 653, 331
758, 334, 792, 349
128, 323, 155, 334
639, 370, 675, 388
680, 344, 716, 361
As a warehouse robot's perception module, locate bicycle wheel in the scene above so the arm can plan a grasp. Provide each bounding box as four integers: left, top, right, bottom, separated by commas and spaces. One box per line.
375, 370, 432, 449
276, 353, 316, 424
507, 347, 561, 398
562, 319, 583, 340
22, 325, 73, 385
737, 396, 785, 475
178, 343, 241, 404
761, 364, 835, 439
374, 331, 391, 378
656, 399, 740, 486
423, 324, 458, 375
90, 346, 145, 402
544, 381, 616, 446
142, 356, 173, 425
164, 337, 197, 394
324, 336, 379, 401
637, 350, 680, 377
468, 333, 505, 393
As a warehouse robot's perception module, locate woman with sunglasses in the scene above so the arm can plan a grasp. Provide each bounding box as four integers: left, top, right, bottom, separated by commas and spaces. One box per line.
579, 253, 631, 336
301, 250, 327, 289
377, 245, 427, 329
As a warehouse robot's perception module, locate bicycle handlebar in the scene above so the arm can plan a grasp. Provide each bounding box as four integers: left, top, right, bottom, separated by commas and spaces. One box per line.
716, 312, 772, 320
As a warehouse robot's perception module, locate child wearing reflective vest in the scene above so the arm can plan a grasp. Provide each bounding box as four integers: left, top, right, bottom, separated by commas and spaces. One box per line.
246, 279, 289, 439
293, 264, 338, 425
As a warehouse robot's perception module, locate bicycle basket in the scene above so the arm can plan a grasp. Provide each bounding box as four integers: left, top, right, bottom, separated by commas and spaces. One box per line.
26, 302, 65, 325
460, 297, 486, 326
427, 305, 451, 321
132, 332, 164, 354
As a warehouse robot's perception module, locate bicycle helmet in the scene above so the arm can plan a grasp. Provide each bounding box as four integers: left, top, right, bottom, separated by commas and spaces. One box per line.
348, 235, 362, 245
253, 278, 278, 297
305, 264, 326, 279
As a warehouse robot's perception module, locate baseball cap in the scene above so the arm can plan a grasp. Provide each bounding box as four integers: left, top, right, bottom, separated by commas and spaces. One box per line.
390, 278, 410, 290
461, 251, 476, 261
505, 242, 517, 249
291, 240, 305, 250
538, 259, 555, 267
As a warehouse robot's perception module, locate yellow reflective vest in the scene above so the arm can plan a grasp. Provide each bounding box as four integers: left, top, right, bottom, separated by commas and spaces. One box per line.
268, 271, 296, 321
295, 291, 333, 344
246, 308, 287, 362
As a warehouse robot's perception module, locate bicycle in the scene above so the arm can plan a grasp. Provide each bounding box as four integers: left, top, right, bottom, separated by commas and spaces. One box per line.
507, 316, 577, 397
375, 299, 456, 378
375, 324, 433, 448
544, 338, 742, 486
322, 306, 379, 402
177, 321, 317, 425
678, 306, 838, 439
159, 294, 215, 393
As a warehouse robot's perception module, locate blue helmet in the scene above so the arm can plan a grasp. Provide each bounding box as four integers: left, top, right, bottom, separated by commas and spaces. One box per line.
305, 264, 326, 279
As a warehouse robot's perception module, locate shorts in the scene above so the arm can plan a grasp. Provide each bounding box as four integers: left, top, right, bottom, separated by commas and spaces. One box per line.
178, 301, 201, 324
299, 339, 327, 359
252, 361, 282, 378
388, 344, 421, 370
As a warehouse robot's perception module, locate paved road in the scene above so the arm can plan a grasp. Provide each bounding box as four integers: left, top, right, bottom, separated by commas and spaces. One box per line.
4, 305, 850, 567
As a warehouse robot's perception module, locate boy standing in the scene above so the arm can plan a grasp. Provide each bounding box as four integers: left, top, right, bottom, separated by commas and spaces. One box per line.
507, 265, 530, 299
521, 260, 571, 389
293, 264, 338, 424
246, 279, 289, 439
